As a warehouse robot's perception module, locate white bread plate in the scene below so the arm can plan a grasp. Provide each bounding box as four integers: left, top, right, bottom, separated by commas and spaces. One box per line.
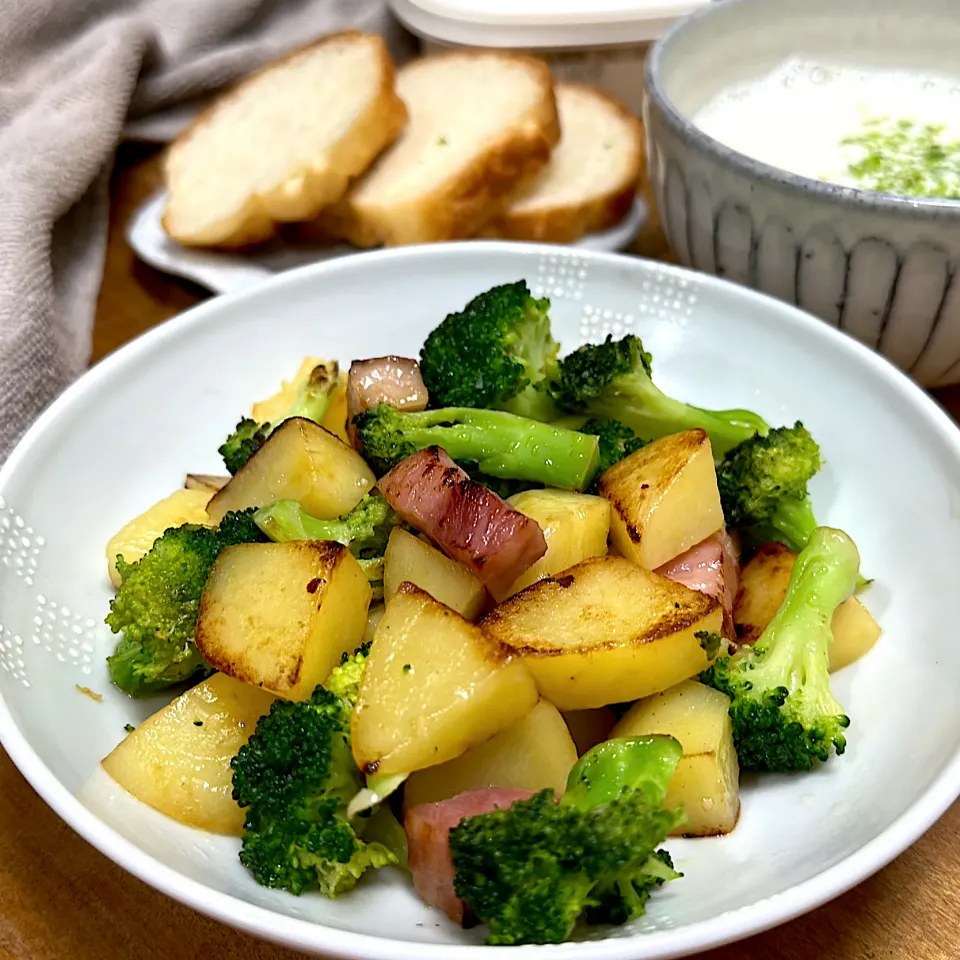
126, 187, 647, 295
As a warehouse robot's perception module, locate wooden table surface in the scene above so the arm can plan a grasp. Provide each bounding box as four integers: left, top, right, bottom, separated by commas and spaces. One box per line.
1, 142, 958, 960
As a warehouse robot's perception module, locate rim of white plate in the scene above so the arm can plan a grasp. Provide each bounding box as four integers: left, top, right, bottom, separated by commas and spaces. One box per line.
1, 242, 959, 960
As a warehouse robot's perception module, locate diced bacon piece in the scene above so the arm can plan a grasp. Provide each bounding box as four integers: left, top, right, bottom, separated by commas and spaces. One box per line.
405, 788, 535, 924
657, 529, 740, 638
346, 356, 428, 443
378, 447, 547, 596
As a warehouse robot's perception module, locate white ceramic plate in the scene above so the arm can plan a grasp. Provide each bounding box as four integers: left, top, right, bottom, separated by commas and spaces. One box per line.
1, 243, 959, 960
126, 189, 649, 295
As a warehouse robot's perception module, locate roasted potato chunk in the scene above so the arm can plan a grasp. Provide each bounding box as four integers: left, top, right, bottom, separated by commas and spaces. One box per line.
613, 679, 740, 837
384, 527, 486, 619
481, 555, 722, 710
101, 673, 275, 834
196, 541, 371, 700
404, 700, 578, 808
106, 488, 213, 588
598, 429, 723, 570
735, 542, 881, 671
206, 418, 374, 524
496, 489, 611, 601
352, 582, 538, 777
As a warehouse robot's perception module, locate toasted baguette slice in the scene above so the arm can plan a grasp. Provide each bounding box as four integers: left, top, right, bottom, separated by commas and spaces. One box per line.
310, 51, 561, 247
162, 32, 408, 248
481, 84, 644, 244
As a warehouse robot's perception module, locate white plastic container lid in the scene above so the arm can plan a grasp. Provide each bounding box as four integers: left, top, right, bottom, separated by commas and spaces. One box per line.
389, 0, 709, 48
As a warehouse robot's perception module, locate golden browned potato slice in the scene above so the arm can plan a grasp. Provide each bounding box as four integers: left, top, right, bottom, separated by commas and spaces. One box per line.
403, 700, 578, 808
495, 489, 611, 601
613, 679, 739, 837
481, 555, 722, 710
735, 542, 881, 671
598, 429, 723, 570
383, 527, 486, 619
106, 488, 213, 588
196, 541, 371, 700
184, 474, 230, 493
251, 356, 351, 444
206, 418, 374, 524
351, 582, 538, 777
101, 673, 275, 834
562, 708, 617, 756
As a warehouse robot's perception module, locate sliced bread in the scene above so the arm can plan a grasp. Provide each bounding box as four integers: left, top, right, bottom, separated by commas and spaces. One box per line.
161, 32, 408, 248
480, 84, 644, 244
308, 51, 561, 247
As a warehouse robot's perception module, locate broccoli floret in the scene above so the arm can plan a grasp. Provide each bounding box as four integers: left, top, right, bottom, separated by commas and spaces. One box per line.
551, 335, 769, 457
219, 418, 269, 475
420, 281, 560, 421
580, 418, 647, 491
353, 403, 600, 492
700, 526, 859, 772
253, 494, 397, 599
584, 848, 680, 927
231, 648, 397, 897
327, 642, 373, 706
695, 630, 725, 661
449, 736, 684, 946
716, 422, 822, 553
105, 510, 266, 697
219, 361, 340, 474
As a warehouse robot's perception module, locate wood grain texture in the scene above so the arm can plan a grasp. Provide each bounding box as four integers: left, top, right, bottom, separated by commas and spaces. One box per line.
1, 141, 958, 960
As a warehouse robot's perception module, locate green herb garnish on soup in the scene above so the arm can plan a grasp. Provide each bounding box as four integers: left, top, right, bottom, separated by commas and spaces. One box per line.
840, 116, 960, 199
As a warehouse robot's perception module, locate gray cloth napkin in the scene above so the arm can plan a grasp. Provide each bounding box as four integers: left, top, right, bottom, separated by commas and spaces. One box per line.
0, 0, 416, 463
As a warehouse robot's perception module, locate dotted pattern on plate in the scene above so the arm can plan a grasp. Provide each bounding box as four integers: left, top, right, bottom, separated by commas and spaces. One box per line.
0, 625, 28, 686
32, 596, 100, 678
532, 251, 588, 302
578, 262, 699, 343
0, 495, 44, 589
0, 495, 103, 688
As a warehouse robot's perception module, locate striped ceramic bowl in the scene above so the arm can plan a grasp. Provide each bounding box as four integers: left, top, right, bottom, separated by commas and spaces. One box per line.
643, 0, 960, 387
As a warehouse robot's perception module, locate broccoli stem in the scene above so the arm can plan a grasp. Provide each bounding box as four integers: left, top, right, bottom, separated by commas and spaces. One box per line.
254, 500, 354, 544
253, 497, 393, 591
359, 406, 601, 491
284, 369, 340, 424
582, 391, 766, 459
551, 335, 770, 458
749, 528, 858, 741
758, 527, 860, 657
705, 526, 859, 772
